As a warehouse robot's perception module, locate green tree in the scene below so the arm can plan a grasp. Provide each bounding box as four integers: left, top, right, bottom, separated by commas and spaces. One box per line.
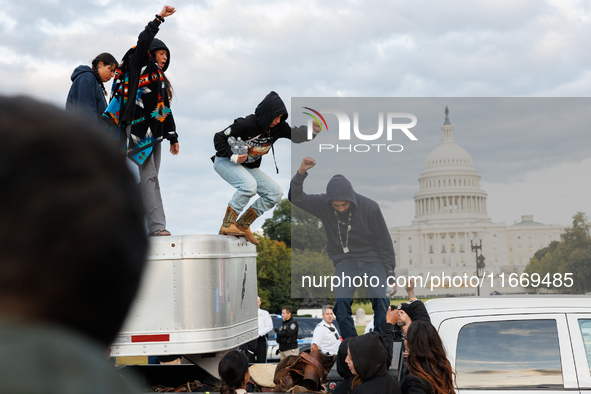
255, 236, 299, 313
533, 240, 559, 261
291, 249, 335, 299
262, 199, 291, 248
262, 198, 326, 252
291, 203, 326, 252
559, 212, 591, 293
525, 212, 591, 293
258, 199, 334, 312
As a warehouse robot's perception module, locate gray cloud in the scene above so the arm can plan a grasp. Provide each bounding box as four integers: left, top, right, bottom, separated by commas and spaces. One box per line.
3, 0, 591, 234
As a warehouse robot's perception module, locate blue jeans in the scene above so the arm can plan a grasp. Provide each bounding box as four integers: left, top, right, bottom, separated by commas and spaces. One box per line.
214, 157, 283, 216
332, 259, 390, 339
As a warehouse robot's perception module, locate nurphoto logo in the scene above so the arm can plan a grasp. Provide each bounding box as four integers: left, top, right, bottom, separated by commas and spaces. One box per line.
303, 107, 418, 153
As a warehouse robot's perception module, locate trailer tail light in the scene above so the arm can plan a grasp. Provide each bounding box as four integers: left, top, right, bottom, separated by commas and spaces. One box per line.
131, 334, 170, 343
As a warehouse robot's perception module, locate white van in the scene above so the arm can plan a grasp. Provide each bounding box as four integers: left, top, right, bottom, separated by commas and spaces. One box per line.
426, 297, 591, 393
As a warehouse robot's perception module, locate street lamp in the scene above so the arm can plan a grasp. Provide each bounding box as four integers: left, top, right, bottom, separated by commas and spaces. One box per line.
469, 231, 486, 296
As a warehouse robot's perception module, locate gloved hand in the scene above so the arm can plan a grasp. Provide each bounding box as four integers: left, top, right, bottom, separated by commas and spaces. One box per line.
275, 348, 280, 355
274, 328, 279, 333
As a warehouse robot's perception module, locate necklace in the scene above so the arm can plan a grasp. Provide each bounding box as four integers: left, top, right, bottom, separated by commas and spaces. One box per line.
335, 211, 352, 253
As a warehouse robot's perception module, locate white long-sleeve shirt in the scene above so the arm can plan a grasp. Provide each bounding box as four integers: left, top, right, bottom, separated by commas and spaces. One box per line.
258, 308, 273, 337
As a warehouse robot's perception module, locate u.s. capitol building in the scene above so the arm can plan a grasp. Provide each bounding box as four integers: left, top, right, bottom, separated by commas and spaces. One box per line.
389, 108, 562, 296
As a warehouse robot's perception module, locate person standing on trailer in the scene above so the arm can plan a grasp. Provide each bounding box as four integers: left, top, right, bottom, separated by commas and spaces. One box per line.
66, 53, 118, 124
103, 5, 179, 237
289, 156, 397, 340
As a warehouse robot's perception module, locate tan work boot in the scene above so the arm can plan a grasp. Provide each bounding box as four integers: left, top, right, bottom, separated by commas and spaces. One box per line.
219, 206, 246, 236
236, 207, 260, 245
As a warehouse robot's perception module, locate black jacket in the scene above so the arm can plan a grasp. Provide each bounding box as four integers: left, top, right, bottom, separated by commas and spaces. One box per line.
276, 317, 299, 351
349, 332, 401, 394
353, 374, 401, 394
334, 337, 354, 394
213, 91, 310, 169
401, 371, 434, 394
289, 172, 396, 272
334, 324, 399, 394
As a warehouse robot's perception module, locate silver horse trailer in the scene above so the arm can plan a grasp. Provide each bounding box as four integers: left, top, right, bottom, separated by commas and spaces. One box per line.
110, 234, 258, 377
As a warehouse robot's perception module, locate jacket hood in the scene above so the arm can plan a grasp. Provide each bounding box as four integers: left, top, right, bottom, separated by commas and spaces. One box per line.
348, 332, 388, 382
150, 38, 170, 72
71, 65, 93, 82
326, 175, 357, 208
336, 337, 354, 379
255, 91, 288, 131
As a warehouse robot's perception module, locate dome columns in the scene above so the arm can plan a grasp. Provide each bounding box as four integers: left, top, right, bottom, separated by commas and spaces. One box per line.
415, 195, 487, 216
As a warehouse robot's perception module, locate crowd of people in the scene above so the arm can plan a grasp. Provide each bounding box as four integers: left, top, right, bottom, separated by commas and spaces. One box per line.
0, 3, 460, 393
235, 282, 456, 394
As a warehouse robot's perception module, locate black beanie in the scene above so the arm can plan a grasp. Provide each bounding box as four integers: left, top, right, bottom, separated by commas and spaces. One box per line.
397, 301, 431, 323
397, 303, 410, 316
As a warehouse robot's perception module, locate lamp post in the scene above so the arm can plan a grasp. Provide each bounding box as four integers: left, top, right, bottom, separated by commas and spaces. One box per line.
469, 231, 486, 296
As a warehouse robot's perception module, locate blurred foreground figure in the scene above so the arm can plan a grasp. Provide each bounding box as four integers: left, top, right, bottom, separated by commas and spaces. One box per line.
0, 96, 148, 393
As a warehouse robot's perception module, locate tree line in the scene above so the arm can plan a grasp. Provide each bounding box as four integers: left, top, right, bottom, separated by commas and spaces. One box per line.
524, 212, 591, 294
256, 199, 335, 313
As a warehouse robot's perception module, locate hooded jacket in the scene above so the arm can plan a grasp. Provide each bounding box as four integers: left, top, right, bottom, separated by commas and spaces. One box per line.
66, 65, 107, 124
289, 172, 396, 272
213, 91, 311, 170
348, 332, 402, 394
334, 324, 399, 394
333, 337, 354, 394
102, 17, 177, 166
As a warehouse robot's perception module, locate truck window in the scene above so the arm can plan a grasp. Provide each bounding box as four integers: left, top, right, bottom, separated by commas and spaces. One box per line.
580, 319, 591, 374
456, 320, 562, 389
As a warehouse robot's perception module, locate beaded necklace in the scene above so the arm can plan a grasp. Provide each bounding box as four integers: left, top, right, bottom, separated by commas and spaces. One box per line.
335, 210, 352, 253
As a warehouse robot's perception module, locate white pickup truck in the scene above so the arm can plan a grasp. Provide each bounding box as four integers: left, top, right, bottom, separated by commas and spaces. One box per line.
426, 297, 591, 394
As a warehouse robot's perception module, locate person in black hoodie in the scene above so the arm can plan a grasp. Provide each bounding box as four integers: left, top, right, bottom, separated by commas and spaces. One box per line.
344, 332, 402, 394
103, 6, 179, 237
66, 53, 118, 124
212, 91, 320, 245
334, 306, 400, 394
289, 156, 396, 339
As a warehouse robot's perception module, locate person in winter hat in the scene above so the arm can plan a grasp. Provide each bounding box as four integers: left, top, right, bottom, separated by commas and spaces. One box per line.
103, 5, 179, 237
396, 278, 431, 338
66, 53, 118, 124
212, 91, 320, 245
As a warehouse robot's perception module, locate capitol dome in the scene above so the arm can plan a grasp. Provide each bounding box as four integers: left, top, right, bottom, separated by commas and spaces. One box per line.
412, 107, 490, 224
423, 139, 475, 170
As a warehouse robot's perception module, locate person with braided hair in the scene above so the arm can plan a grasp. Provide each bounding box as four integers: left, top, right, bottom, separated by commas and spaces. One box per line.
66, 53, 118, 124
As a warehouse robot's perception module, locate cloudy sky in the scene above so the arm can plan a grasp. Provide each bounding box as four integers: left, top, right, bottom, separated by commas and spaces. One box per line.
3, 0, 591, 234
